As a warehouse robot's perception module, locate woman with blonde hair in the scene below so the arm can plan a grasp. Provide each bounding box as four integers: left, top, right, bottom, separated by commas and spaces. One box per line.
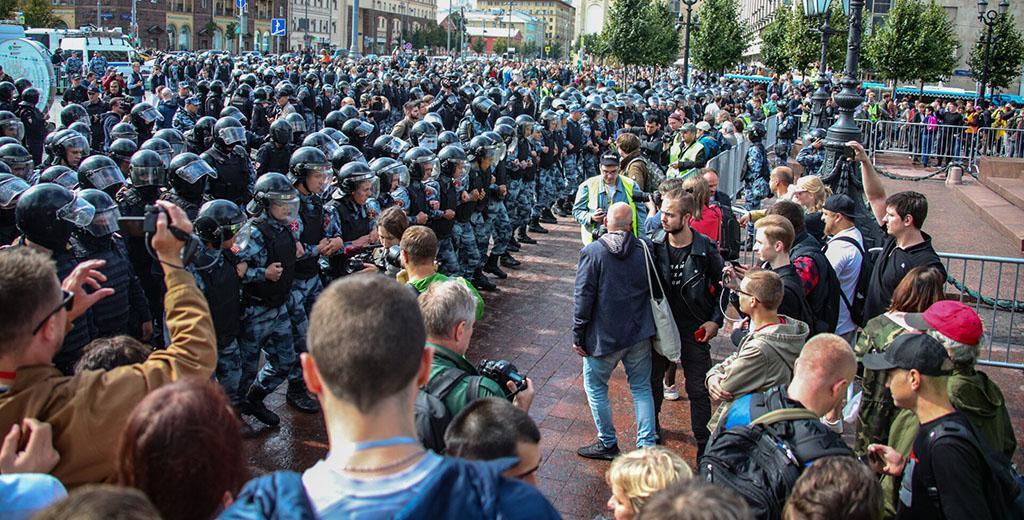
605, 446, 694, 520
791, 175, 831, 241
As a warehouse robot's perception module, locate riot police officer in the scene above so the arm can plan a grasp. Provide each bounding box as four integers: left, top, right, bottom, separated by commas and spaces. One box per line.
77, 154, 126, 199
162, 152, 216, 220
255, 119, 294, 177
202, 116, 255, 206
118, 149, 167, 343
433, 144, 465, 275
0, 172, 29, 244
185, 115, 216, 154
326, 162, 378, 278
130, 102, 163, 144
457, 96, 495, 144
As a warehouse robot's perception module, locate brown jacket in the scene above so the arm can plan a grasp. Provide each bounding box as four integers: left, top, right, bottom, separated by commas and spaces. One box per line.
619, 150, 649, 192
0, 267, 216, 488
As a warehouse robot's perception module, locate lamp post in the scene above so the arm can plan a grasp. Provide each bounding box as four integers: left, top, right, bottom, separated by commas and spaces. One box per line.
977, 0, 1010, 103
803, 0, 841, 130
677, 0, 699, 87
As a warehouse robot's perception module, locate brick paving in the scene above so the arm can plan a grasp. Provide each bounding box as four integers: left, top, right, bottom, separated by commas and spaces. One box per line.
244, 176, 1024, 520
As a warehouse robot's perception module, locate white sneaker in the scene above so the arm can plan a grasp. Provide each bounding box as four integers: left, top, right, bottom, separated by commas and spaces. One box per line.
664, 385, 680, 401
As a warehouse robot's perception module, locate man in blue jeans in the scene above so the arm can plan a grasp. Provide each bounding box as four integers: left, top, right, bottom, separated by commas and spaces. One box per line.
573, 202, 657, 460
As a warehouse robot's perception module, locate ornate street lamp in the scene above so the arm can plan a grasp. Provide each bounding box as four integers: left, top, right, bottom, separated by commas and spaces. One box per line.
976, 0, 1010, 102
802, 0, 841, 129
676, 0, 699, 87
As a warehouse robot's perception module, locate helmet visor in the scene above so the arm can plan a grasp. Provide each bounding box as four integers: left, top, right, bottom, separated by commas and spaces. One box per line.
85, 206, 121, 236
290, 118, 307, 134
493, 142, 507, 163
0, 175, 29, 208
234, 221, 253, 251
2, 120, 24, 141
177, 158, 217, 183
385, 163, 410, 187
49, 169, 79, 190
155, 149, 173, 168
131, 165, 165, 187
168, 141, 185, 156
304, 163, 332, 182
8, 158, 33, 180
418, 135, 438, 152
268, 196, 300, 219
84, 165, 125, 190
218, 126, 246, 146
136, 105, 164, 123
62, 135, 89, 154
353, 120, 373, 137
319, 139, 340, 157
56, 194, 96, 227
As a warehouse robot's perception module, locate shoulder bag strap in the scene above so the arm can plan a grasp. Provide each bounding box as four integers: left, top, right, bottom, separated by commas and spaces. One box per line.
424, 367, 468, 400
638, 239, 667, 301
752, 407, 821, 426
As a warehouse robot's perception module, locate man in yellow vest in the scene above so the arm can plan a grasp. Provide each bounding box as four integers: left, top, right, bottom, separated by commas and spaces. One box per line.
669, 123, 707, 179
572, 153, 646, 245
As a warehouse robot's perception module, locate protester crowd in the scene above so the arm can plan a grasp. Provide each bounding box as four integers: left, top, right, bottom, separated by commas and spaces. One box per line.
0, 47, 1017, 520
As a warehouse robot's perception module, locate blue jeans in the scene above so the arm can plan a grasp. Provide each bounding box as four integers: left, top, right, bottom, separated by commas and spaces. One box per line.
582, 339, 657, 448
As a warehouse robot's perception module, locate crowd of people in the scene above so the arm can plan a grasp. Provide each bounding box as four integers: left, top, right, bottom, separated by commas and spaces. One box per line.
0, 46, 1016, 520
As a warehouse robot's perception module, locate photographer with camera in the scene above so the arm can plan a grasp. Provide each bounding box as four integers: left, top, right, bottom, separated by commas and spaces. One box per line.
572, 153, 646, 246
418, 280, 534, 440
401, 225, 483, 318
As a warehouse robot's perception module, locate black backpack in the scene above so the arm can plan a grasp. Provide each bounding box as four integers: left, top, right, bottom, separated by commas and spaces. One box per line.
790, 239, 841, 335
829, 236, 875, 328
717, 200, 741, 261
414, 367, 482, 453
700, 390, 852, 520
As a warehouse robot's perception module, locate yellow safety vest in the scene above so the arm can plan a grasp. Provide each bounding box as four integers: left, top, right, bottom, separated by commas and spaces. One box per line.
580, 175, 638, 245
668, 132, 685, 165
672, 141, 704, 179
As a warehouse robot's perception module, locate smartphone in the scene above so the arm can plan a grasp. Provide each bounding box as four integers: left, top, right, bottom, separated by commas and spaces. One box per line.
694, 327, 707, 342
728, 260, 742, 268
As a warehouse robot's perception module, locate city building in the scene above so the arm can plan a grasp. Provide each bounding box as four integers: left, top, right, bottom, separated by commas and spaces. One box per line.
476, 0, 573, 56
335, 0, 437, 55
437, 8, 544, 52
287, 0, 343, 50
574, 0, 609, 40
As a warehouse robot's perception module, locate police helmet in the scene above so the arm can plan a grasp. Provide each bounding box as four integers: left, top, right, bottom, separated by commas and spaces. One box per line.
0, 110, 24, 141
302, 132, 340, 159
195, 199, 246, 247
16, 183, 94, 251
0, 172, 30, 209
153, 128, 186, 156
369, 157, 410, 190
76, 188, 121, 237
409, 121, 439, 152
0, 143, 33, 180
213, 116, 246, 148
289, 146, 332, 185
109, 138, 139, 165
140, 137, 174, 168
59, 104, 90, 128
38, 166, 79, 190
129, 149, 167, 188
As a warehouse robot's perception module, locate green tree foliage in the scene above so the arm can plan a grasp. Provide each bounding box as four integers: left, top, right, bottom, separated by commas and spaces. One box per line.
824, 3, 849, 73
521, 40, 538, 58
576, 33, 610, 59
493, 38, 508, 55
16, 0, 52, 27
225, 22, 237, 40
968, 14, 1024, 92
603, 0, 680, 66
864, 0, 957, 84
759, 11, 790, 73
786, 6, 819, 74
692, 0, 748, 73
916, 1, 958, 83
548, 42, 564, 59
471, 37, 485, 54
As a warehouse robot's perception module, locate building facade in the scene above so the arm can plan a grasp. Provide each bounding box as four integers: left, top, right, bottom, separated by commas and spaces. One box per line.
574, 0, 608, 40
477, 0, 573, 57
287, 0, 343, 50
336, 0, 436, 55
438, 8, 543, 52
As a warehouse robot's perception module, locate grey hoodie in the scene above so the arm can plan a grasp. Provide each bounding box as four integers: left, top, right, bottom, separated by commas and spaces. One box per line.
705, 315, 810, 432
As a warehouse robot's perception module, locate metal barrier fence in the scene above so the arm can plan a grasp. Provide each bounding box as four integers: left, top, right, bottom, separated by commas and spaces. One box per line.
852, 119, 1024, 169
707, 114, 779, 199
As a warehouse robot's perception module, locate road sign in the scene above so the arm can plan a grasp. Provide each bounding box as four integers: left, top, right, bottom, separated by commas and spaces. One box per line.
544, 45, 551, 55
14, 12, 24, 25
236, 0, 246, 9
271, 18, 286, 36
403, 42, 412, 50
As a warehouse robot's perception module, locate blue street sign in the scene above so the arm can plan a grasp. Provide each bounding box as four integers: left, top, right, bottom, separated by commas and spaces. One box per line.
236, 0, 246, 9
271, 18, 286, 36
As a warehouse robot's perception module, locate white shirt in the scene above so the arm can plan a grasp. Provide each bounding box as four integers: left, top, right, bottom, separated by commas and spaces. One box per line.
825, 226, 864, 335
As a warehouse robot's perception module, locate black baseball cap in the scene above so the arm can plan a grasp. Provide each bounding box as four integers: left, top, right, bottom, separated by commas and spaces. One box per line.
823, 194, 857, 219
862, 333, 953, 376
599, 153, 619, 166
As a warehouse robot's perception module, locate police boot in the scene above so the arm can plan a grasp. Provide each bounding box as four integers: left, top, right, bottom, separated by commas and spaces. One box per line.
472, 268, 498, 292
517, 226, 538, 244
484, 254, 508, 279
539, 208, 558, 224
507, 235, 521, 252
553, 199, 570, 217
286, 383, 320, 414
234, 406, 257, 438
528, 217, 548, 234
241, 385, 280, 426
500, 252, 521, 268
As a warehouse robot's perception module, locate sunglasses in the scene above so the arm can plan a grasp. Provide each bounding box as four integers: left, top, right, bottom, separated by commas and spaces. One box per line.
32, 290, 74, 335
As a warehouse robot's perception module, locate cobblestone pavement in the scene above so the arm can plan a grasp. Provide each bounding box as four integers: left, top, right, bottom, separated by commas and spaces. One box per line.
245, 183, 1024, 520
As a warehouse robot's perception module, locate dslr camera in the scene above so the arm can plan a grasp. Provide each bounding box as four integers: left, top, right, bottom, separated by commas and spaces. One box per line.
477, 359, 528, 399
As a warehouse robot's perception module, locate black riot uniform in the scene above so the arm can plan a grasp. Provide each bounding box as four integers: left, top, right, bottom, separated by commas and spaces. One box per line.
203, 117, 255, 206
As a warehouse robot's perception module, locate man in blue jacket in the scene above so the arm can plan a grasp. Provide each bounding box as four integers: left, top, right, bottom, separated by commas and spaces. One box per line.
573, 202, 657, 460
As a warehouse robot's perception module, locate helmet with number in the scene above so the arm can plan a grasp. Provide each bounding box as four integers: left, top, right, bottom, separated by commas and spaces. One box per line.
402, 147, 438, 181
153, 128, 186, 156
169, 152, 216, 200
422, 112, 444, 134
0, 173, 30, 209
409, 120, 439, 152
195, 199, 247, 247
59, 104, 90, 128
334, 161, 376, 199
130, 102, 163, 129
248, 172, 299, 216
77, 154, 125, 196
16, 183, 95, 251
0, 110, 24, 141
110, 122, 139, 142
437, 144, 467, 179
324, 110, 348, 130
75, 189, 121, 237
466, 135, 498, 163
321, 127, 348, 146
140, 137, 173, 168
214, 116, 246, 148
746, 121, 767, 142
0, 143, 33, 180
370, 157, 410, 190
39, 165, 79, 190
331, 145, 367, 172
285, 112, 307, 141
129, 149, 167, 188
68, 122, 93, 149
109, 138, 138, 166
52, 130, 89, 169
438, 130, 460, 149
470, 96, 496, 122
372, 134, 410, 160
302, 132, 340, 159
288, 146, 332, 185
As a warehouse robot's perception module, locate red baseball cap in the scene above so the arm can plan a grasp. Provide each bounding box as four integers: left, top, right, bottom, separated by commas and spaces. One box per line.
905, 300, 983, 346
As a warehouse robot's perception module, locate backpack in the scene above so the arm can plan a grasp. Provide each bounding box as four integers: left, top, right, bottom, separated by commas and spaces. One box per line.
701, 391, 853, 520
717, 201, 741, 261
829, 236, 874, 328
414, 367, 482, 453
921, 420, 1024, 520
628, 155, 665, 193
790, 238, 841, 336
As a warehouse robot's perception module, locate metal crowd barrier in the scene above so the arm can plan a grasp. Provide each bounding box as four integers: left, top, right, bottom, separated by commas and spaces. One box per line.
853, 119, 1024, 168
707, 114, 779, 199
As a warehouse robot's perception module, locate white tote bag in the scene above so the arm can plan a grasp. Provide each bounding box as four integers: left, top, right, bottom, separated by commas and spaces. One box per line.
639, 239, 682, 362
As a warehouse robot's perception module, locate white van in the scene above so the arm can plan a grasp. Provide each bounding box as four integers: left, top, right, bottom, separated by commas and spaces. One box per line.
58, 31, 142, 76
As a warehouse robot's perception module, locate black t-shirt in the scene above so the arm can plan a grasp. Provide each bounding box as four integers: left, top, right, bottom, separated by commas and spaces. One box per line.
898, 411, 992, 520
667, 243, 701, 332
864, 232, 945, 321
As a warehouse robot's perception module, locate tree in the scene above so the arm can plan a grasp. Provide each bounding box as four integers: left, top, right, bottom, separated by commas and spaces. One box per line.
691, 0, 748, 74
786, 6, 820, 75
576, 33, 610, 59
18, 0, 54, 27
968, 14, 1024, 92
759, 12, 790, 73
548, 42, 564, 59
603, 0, 680, 65
863, 0, 926, 85
916, 1, 958, 84
471, 37, 485, 54
493, 38, 508, 55
521, 40, 538, 58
